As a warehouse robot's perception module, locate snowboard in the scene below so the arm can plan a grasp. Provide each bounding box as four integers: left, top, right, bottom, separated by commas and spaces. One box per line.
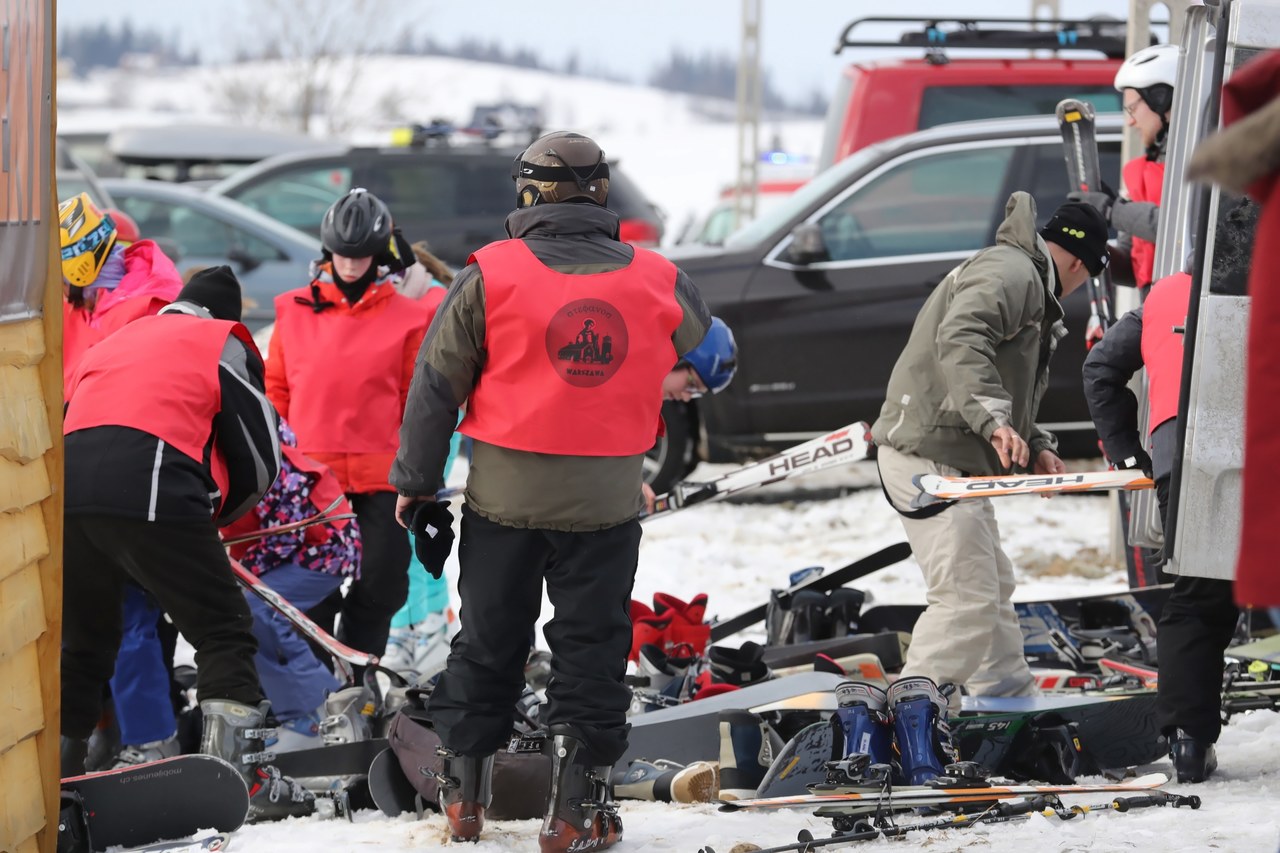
270, 737, 388, 780
368, 747, 424, 817
621, 672, 847, 766
759, 633, 904, 672
124, 834, 233, 853
954, 690, 1164, 776
856, 585, 1170, 668
61, 755, 248, 851
1228, 633, 1280, 665
754, 719, 837, 798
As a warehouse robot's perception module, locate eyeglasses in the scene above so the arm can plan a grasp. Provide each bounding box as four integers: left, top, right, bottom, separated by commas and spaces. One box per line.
684, 366, 707, 399
1123, 101, 1142, 118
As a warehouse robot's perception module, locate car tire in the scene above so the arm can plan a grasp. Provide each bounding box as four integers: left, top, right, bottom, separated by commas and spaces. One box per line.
644, 401, 697, 493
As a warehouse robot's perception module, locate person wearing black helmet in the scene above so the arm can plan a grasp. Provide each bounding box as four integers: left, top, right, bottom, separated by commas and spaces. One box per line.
265, 189, 435, 674
391, 131, 712, 851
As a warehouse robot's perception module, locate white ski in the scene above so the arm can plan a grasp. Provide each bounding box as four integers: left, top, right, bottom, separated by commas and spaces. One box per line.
911, 469, 1154, 508
646, 422, 871, 519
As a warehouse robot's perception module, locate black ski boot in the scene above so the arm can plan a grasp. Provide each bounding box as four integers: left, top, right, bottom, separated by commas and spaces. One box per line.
717, 709, 777, 800
708, 642, 772, 687
1169, 729, 1217, 783
539, 726, 622, 853
199, 699, 316, 822
61, 736, 89, 778
434, 748, 494, 842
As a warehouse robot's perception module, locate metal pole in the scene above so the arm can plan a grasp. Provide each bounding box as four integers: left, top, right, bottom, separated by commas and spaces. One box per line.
734, 0, 762, 230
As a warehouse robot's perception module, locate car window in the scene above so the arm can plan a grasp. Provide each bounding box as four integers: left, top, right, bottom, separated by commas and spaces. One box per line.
919, 87, 1122, 130
365, 160, 511, 224
231, 164, 353, 235
115, 196, 282, 262
814, 145, 1016, 261
1024, 141, 1123, 231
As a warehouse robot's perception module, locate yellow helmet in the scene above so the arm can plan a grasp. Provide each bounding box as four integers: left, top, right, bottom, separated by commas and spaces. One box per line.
59, 193, 118, 287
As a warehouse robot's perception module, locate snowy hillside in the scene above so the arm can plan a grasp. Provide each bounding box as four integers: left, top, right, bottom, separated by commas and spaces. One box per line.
57, 55, 824, 237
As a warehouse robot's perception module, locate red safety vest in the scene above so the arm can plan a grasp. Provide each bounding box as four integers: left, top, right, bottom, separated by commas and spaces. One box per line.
64, 313, 258, 512
1122, 157, 1166, 287
268, 279, 433, 493
459, 239, 683, 456
1140, 272, 1191, 435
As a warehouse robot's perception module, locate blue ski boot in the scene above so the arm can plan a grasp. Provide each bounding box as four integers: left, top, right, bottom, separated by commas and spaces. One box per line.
887, 676, 956, 786
717, 710, 777, 800
832, 681, 892, 765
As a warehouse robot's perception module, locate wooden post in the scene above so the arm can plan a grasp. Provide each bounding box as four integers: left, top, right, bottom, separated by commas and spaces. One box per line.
0, 1, 62, 851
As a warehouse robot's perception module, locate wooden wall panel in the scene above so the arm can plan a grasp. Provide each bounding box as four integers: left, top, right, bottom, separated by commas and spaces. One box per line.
0, 646, 44, 752
0, 739, 46, 852
0, 505, 51, 584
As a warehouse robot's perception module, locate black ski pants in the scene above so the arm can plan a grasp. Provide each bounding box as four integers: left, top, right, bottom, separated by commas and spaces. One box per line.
1152, 471, 1239, 743
62, 515, 264, 740
427, 506, 640, 765
308, 491, 410, 667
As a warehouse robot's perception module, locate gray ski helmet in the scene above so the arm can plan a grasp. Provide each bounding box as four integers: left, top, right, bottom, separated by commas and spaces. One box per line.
321, 188, 392, 257
512, 131, 610, 208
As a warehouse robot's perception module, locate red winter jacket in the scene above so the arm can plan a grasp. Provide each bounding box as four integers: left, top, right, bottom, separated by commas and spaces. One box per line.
266, 265, 434, 494
1219, 50, 1280, 607
62, 240, 182, 391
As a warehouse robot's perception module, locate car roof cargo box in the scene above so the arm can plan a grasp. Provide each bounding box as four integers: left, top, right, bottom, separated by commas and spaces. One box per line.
107, 124, 333, 180
834, 16, 1157, 62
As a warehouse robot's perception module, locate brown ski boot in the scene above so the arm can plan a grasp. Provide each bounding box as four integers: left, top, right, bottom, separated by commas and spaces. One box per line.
539, 726, 623, 853
434, 748, 494, 842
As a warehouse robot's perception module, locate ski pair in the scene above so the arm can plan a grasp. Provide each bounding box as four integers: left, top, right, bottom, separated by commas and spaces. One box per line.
717, 771, 1170, 813
912, 469, 1154, 508
1055, 97, 1115, 340
646, 422, 872, 519
701, 788, 1198, 853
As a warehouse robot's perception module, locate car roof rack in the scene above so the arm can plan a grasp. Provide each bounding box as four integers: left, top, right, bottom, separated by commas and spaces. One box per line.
834, 16, 1157, 62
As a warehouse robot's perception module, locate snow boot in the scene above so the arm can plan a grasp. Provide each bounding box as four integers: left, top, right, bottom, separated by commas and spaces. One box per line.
611, 758, 718, 803
825, 588, 867, 638
767, 588, 829, 645
887, 677, 956, 786
628, 600, 672, 663
199, 699, 315, 822
539, 726, 622, 853
434, 748, 494, 842
708, 641, 772, 687
110, 732, 180, 768
717, 709, 776, 800
653, 592, 711, 655
60, 736, 89, 778
636, 643, 695, 694
832, 681, 892, 764
1169, 729, 1217, 783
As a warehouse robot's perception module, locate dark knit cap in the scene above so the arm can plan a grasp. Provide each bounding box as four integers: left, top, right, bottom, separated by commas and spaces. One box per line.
1040, 201, 1111, 277
178, 265, 243, 322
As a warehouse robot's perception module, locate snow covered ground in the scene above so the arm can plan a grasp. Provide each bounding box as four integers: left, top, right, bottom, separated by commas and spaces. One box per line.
213, 481, 1280, 853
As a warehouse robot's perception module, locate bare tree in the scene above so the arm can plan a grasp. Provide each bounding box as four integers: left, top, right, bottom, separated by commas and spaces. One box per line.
211, 0, 407, 133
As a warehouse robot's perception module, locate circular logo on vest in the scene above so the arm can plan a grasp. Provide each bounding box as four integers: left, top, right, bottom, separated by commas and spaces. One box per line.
545, 298, 629, 387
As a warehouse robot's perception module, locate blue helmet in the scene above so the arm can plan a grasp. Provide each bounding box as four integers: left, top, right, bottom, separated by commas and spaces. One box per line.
684, 316, 738, 394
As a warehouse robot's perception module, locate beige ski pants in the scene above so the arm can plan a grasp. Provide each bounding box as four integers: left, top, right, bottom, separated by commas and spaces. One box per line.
877, 446, 1037, 711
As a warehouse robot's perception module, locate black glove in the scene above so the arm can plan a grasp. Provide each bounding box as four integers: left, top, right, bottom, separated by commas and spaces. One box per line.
1118, 449, 1154, 480
407, 500, 455, 579
1067, 182, 1118, 222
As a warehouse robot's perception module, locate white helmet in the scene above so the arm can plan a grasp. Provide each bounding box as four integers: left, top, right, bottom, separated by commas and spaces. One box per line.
1115, 44, 1179, 111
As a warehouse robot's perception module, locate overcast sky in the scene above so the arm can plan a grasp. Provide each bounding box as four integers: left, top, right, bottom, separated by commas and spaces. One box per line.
58, 0, 1148, 99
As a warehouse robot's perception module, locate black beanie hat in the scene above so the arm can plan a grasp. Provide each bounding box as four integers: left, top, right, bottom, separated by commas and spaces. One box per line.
1040, 202, 1111, 277
178, 265, 243, 322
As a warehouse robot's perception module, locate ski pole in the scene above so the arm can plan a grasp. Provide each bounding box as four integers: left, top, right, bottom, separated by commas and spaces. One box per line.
221, 496, 353, 545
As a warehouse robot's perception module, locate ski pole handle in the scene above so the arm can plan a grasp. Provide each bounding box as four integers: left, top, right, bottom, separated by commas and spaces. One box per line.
1112, 793, 1202, 812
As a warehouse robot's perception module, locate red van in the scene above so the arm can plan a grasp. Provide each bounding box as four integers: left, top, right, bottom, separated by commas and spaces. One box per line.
818, 17, 1139, 169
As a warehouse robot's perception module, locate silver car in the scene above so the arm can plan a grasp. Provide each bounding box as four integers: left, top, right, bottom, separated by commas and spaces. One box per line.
101, 178, 321, 330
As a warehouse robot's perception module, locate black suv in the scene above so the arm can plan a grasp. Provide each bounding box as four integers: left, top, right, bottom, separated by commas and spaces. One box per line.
647, 114, 1124, 490
207, 144, 665, 268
